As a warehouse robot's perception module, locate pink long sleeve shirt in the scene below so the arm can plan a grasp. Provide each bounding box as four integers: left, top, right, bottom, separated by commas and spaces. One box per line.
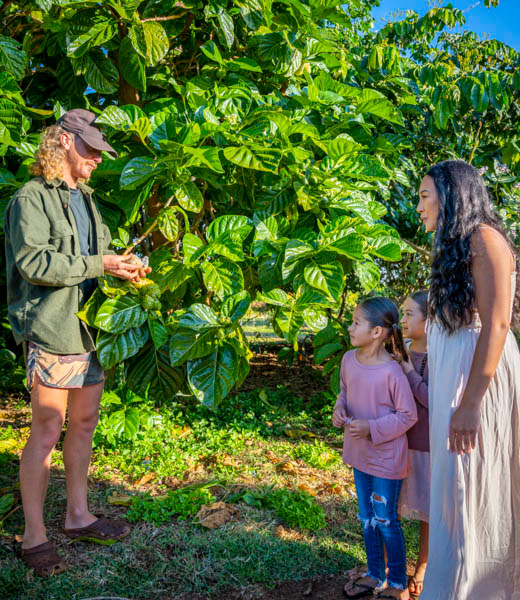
335, 350, 418, 480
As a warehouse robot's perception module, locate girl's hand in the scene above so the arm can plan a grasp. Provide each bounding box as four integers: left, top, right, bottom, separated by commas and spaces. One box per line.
400, 358, 414, 374
349, 419, 370, 439
449, 403, 481, 454
332, 405, 347, 428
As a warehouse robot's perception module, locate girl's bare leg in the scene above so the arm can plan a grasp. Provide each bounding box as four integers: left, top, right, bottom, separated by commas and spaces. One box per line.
409, 520, 429, 596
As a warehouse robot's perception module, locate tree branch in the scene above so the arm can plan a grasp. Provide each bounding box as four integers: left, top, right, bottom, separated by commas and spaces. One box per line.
468, 119, 483, 165
123, 195, 175, 255
403, 238, 432, 259
142, 13, 189, 22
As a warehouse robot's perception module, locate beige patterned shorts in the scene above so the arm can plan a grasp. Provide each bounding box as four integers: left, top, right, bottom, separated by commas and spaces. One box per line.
25, 342, 105, 389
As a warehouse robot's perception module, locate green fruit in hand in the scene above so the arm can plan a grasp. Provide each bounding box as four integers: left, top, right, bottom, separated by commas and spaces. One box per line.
141, 294, 161, 311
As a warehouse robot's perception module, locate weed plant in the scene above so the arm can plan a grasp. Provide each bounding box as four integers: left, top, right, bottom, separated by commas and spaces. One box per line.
126, 485, 215, 525
292, 441, 342, 469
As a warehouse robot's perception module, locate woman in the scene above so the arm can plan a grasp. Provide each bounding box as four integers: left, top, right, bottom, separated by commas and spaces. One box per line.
417, 160, 520, 599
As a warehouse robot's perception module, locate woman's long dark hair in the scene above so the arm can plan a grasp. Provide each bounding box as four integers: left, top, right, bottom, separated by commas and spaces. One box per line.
359, 296, 409, 362
427, 160, 518, 334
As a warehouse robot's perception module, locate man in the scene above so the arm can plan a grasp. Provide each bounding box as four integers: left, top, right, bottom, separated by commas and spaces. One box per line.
4, 109, 149, 576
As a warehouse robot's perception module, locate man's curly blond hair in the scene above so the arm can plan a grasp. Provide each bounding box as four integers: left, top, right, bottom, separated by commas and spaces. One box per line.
30, 124, 72, 181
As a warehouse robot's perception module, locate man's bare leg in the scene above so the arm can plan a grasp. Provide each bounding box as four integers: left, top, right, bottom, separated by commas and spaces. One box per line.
19, 376, 68, 549
63, 382, 103, 530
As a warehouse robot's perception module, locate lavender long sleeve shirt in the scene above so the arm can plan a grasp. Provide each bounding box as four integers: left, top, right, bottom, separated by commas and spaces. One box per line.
335, 350, 418, 480
404, 350, 429, 452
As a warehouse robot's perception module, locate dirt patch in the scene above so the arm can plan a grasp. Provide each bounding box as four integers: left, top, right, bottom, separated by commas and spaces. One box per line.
169, 574, 351, 600
239, 348, 326, 401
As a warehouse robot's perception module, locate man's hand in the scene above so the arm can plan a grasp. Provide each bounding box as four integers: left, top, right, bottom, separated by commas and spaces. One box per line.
349, 419, 370, 440
102, 255, 151, 281
332, 405, 347, 428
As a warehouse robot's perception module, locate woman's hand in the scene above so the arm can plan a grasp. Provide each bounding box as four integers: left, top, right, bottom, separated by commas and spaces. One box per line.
449, 403, 481, 454
349, 419, 370, 440
332, 405, 347, 428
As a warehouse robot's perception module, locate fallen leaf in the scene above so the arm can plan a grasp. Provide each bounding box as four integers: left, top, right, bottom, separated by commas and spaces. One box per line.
163, 476, 181, 489
0, 439, 18, 452
136, 472, 155, 486
320, 482, 342, 495
265, 450, 281, 463
107, 493, 133, 507
219, 454, 235, 467
277, 460, 297, 474
282, 428, 316, 440
298, 483, 316, 496
15, 534, 23, 543
195, 501, 238, 529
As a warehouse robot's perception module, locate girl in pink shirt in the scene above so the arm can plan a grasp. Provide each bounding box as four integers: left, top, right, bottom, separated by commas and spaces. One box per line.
333, 297, 417, 600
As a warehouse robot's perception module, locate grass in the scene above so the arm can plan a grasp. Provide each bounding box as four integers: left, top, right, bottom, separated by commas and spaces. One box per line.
0, 383, 420, 600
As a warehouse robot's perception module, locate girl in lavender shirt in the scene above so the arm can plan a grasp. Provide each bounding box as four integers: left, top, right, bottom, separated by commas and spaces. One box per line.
397, 290, 429, 598
333, 297, 417, 600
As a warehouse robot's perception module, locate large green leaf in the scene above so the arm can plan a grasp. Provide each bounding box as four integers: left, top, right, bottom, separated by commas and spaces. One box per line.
187, 343, 238, 408
175, 181, 204, 213
224, 145, 282, 173
201, 260, 244, 299
209, 232, 244, 262
326, 135, 362, 162
119, 36, 147, 92
76, 288, 105, 327
152, 259, 192, 292
354, 261, 381, 292
356, 97, 403, 125
274, 307, 304, 346
303, 260, 344, 300
218, 9, 235, 49
258, 288, 290, 307
0, 99, 22, 144
221, 291, 251, 323
183, 233, 206, 265
169, 327, 216, 365
157, 207, 179, 241
67, 22, 117, 58
319, 233, 364, 260
127, 343, 184, 402
370, 237, 402, 261
82, 50, 119, 94
94, 295, 147, 334
0, 35, 27, 80
179, 303, 220, 331
129, 22, 169, 66
207, 215, 252, 242
120, 157, 159, 190
97, 325, 150, 369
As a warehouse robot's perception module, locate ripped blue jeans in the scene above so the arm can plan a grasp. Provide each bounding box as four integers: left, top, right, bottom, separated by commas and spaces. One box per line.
353, 468, 407, 590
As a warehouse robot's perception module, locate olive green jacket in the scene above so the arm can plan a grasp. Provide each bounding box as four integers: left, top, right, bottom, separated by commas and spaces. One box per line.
4, 177, 112, 354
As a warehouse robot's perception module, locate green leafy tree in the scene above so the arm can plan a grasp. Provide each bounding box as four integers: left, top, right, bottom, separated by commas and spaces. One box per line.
0, 0, 517, 405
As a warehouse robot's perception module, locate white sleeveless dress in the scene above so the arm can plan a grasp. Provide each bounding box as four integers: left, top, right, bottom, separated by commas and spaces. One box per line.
421, 271, 520, 600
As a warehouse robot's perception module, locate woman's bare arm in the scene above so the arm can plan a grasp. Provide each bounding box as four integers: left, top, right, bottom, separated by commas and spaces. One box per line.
449, 226, 514, 453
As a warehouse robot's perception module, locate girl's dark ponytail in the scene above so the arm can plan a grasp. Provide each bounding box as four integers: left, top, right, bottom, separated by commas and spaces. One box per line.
359, 297, 409, 362
391, 322, 409, 363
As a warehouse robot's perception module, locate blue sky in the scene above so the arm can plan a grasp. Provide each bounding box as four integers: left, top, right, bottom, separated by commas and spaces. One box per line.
371, 1, 520, 50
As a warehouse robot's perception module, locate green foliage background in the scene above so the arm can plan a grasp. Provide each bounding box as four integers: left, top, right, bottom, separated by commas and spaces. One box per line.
0, 0, 519, 406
